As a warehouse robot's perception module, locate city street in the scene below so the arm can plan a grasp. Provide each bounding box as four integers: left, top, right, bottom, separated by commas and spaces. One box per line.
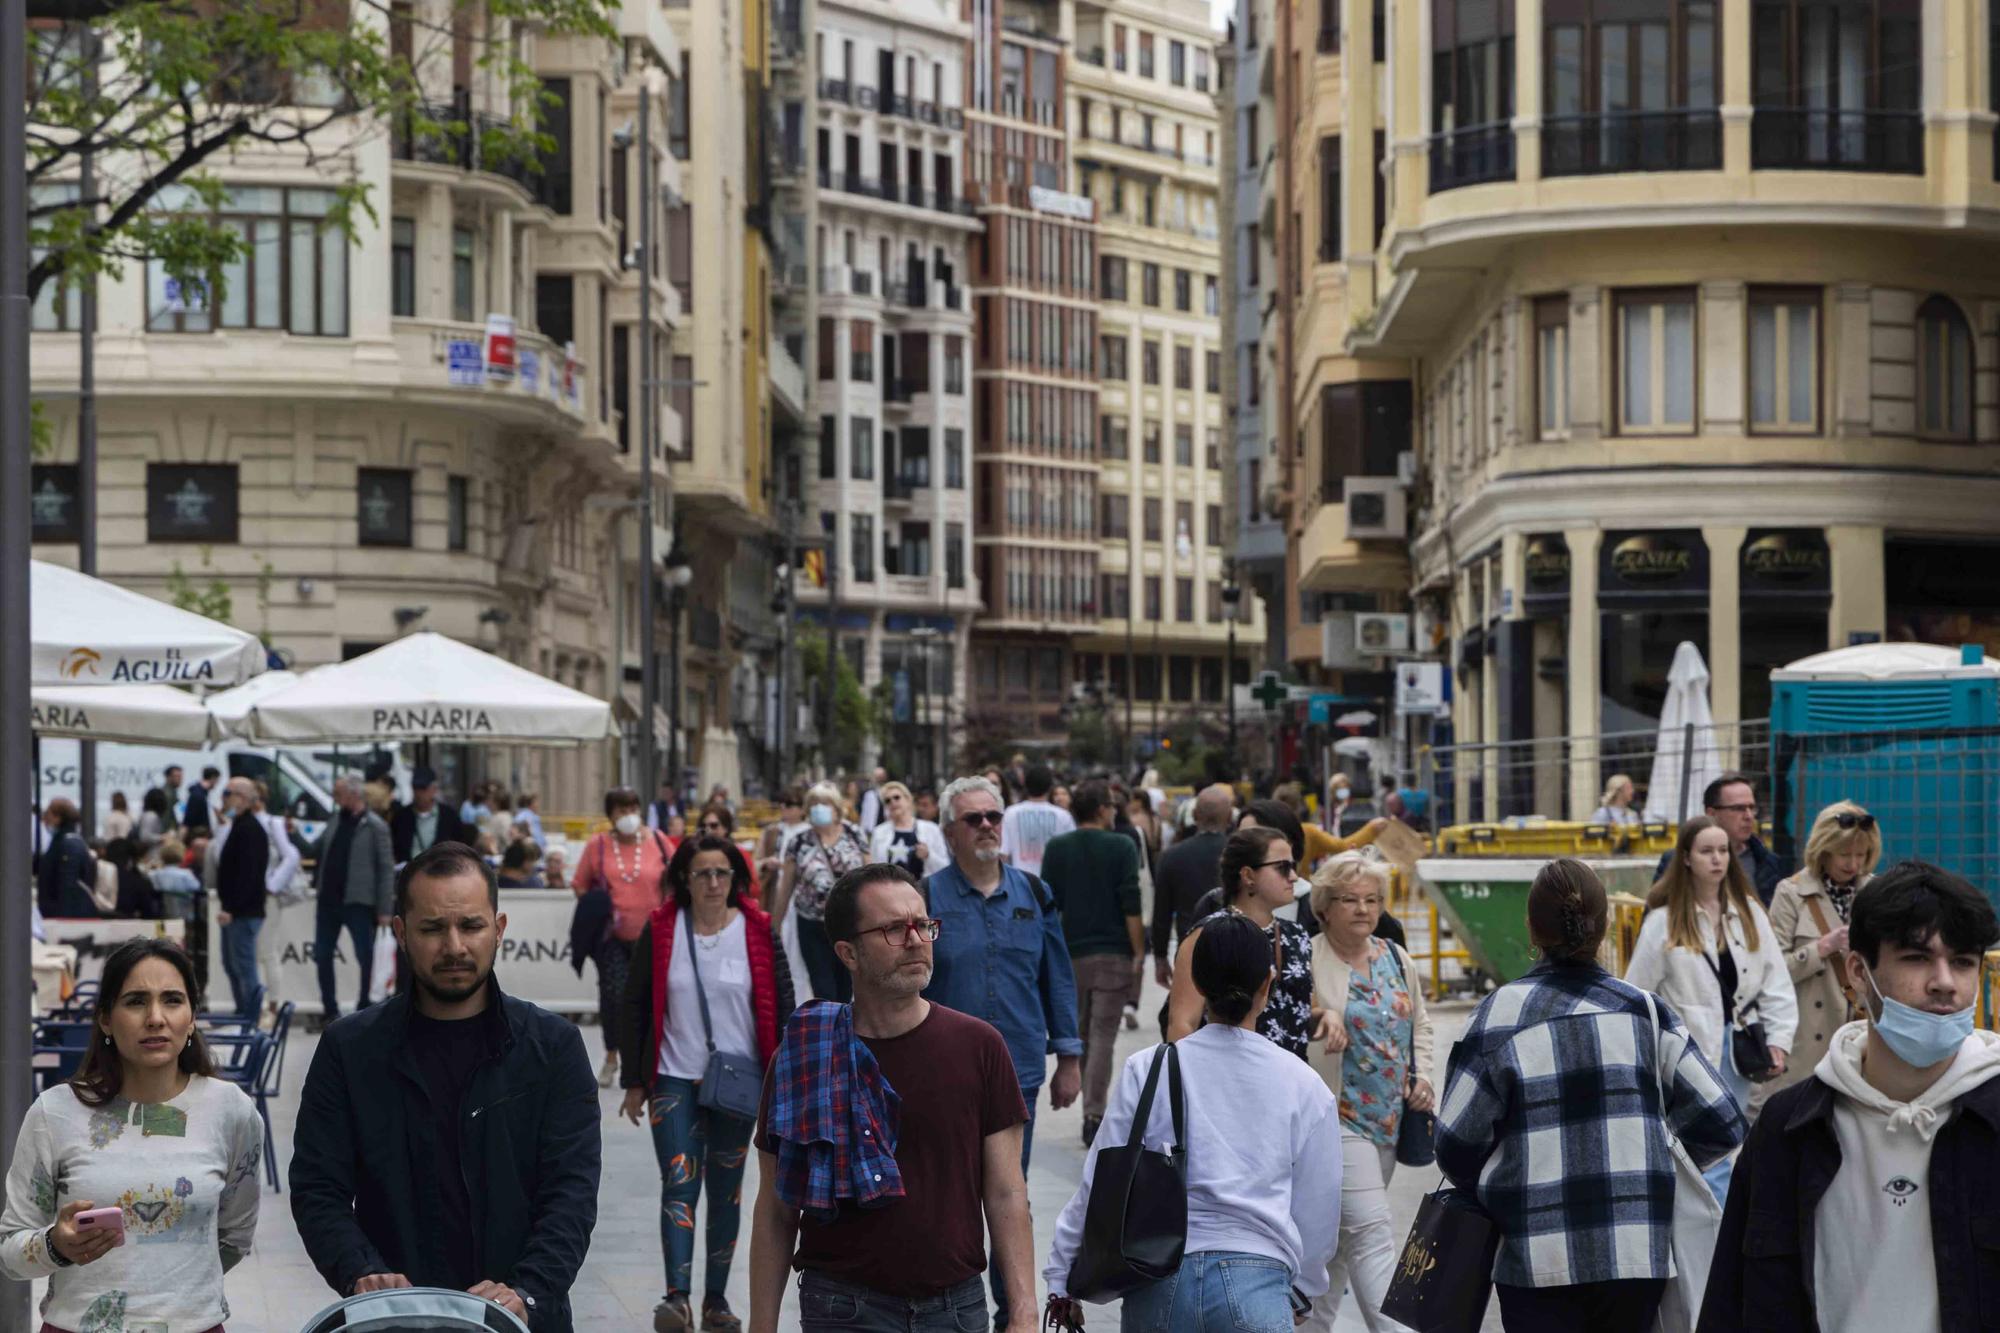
64, 986, 1495, 1332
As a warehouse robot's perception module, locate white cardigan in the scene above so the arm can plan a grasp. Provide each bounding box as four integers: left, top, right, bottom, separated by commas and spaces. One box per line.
867, 817, 950, 876
1625, 899, 1799, 1069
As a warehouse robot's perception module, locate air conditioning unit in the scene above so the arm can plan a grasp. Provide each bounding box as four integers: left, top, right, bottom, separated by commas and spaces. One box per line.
1321, 614, 1365, 669
1355, 612, 1413, 655
1346, 477, 1407, 540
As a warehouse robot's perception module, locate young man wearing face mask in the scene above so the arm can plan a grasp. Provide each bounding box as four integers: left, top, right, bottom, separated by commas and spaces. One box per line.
1700, 860, 2000, 1333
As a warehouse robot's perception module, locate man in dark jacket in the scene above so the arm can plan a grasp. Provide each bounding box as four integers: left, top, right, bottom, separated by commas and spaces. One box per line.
291, 841, 600, 1331
1699, 861, 2000, 1333
180, 765, 220, 837
1149, 783, 1234, 983
35, 798, 97, 918
1653, 772, 1788, 903
313, 775, 396, 1018
389, 765, 471, 863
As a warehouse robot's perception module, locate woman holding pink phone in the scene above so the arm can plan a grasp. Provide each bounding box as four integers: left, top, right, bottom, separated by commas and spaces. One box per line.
0, 939, 262, 1332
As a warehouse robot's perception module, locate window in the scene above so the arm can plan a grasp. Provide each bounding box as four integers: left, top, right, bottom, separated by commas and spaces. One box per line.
357, 468, 414, 547
1175, 424, 1194, 466
852, 513, 875, 581
819, 415, 838, 478
1752, 0, 1921, 172
1101, 336, 1128, 380
1175, 579, 1194, 621
945, 428, 966, 486
1101, 493, 1130, 538
1142, 263, 1161, 306
613, 325, 630, 450
30, 464, 79, 542
1101, 256, 1128, 300
1143, 421, 1162, 463
1206, 503, 1223, 544
945, 336, 965, 393
1617, 289, 1697, 433
850, 320, 874, 381
535, 274, 574, 348
1139, 32, 1155, 77
897, 522, 933, 577
1543, 0, 1720, 175
1320, 0, 1341, 50
1747, 287, 1819, 433
1916, 295, 1973, 440
1170, 40, 1187, 84
391, 217, 416, 317
444, 475, 470, 551
538, 77, 574, 213
1102, 574, 1131, 617
452, 226, 475, 322
146, 186, 351, 335
1174, 269, 1191, 311
1143, 497, 1163, 541
1174, 500, 1193, 549
1206, 427, 1221, 468
1114, 23, 1129, 70
1319, 381, 1413, 501
947, 522, 966, 587
850, 416, 876, 478
1535, 294, 1571, 438
1101, 414, 1129, 459
147, 464, 239, 543
1144, 576, 1162, 620
1319, 136, 1342, 260
1174, 344, 1193, 390
1431, 0, 1518, 188
1196, 47, 1212, 90
1206, 349, 1221, 394
1205, 274, 1218, 315
1143, 341, 1161, 385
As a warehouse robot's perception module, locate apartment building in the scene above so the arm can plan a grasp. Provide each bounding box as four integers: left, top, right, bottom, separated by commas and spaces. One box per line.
1354, 0, 2000, 819
1069, 0, 1255, 747
964, 0, 1102, 746
802, 0, 981, 785
28, 0, 685, 812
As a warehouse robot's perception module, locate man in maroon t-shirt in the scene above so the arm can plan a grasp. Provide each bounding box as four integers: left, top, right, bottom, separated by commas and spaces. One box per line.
749, 865, 1034, 1332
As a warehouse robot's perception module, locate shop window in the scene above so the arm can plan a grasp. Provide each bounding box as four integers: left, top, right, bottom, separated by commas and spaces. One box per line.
1747, 287, 1819, 433
1616, 288, 1697, 434
1916, 294, 1973, 441
147, 464, 240, 544
357, 467, 414, 547
1535, 294, 1570, 438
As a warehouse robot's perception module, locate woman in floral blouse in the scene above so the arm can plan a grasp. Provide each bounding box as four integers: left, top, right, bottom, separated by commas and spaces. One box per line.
1, 939, 261, 1333
1166, 826, 1317, 1058
770, 780, 869, 1002
1300, 853, 1433, 1332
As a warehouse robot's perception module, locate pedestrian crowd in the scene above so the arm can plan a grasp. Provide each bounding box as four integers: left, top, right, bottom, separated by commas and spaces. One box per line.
8, 758, 1994, 1333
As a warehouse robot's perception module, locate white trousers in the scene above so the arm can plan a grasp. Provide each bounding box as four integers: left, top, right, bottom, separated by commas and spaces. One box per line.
1300, 1131, 1411, 1333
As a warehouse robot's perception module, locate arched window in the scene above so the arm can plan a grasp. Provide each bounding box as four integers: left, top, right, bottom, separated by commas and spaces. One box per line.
1916, 295, 1974, 441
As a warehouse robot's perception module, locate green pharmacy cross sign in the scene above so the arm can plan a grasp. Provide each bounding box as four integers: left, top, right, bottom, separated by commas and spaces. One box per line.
1251, 672, 1291, 712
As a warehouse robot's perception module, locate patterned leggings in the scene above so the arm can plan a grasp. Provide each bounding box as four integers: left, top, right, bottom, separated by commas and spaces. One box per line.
649, 1076, 753, 1299
592, 936, 632, 1057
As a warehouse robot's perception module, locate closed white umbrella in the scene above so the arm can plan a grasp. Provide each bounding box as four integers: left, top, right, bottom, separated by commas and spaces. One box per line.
1644, 641, 1726, 823
31, 559, 266, 687
243, 632, 615, 746
30, 683, 220, 746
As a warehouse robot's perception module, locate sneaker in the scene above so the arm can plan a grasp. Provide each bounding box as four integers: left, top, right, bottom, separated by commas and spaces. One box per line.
700, 1298, 743, 1332
1122, 1004, 1139, 1031
597, 1051, 619, 1089
653, 1294, 691, 1332
1083, 1115, 1102, 1147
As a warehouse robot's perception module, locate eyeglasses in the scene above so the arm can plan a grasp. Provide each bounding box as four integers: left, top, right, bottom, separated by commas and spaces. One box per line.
689, 867, 733, 884
1328, 896, 1382, 912
1835, 812, 1877, 831
1261, 859, 1297, 879
958, 810, 1004, 828
857, 917, 942, 946
1713, 803, 1759, 815
700, 821, 726, 833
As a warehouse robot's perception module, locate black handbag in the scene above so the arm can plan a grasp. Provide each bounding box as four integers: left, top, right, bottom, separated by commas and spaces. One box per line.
1064, 1042, 1188, 1303
1699, 945, 1779, 1083
1386, 944, 1436, 1167
685, 915, 764, 1121
1380, 1186, 1500, 1333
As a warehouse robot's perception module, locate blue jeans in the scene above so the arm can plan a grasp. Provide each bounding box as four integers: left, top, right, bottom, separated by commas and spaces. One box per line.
1120, 1251, 1296, 1333
314, 900, 378, 1018
648, 1076, 752, 1300
1705, 1039, 1752, 1206
219, 916, 263, 1016
799, 1272, 987, 1332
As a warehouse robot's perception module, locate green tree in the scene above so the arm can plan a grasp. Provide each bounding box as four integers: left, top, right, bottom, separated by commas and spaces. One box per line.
800, 633, 885, 773
25, 0, 617, 307
164, 547, 232, 623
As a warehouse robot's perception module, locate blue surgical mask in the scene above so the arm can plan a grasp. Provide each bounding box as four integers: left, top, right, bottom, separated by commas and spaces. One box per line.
809, 803, 837, 828
1862, 964, 1974, 1070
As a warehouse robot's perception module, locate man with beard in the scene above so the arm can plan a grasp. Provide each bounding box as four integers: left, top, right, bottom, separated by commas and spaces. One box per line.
291, 842, 600, 1331
749, 864, 1033, 1333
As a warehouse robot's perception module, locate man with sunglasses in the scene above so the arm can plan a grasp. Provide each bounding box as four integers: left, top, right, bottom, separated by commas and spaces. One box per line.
1654, 772, 1790, 905
748, 864, 1033, 1333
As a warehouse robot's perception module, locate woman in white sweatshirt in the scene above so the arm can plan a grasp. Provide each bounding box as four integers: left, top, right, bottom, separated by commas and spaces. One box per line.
1626, 815, 1797, 1204
1044, 912, 1343, 1332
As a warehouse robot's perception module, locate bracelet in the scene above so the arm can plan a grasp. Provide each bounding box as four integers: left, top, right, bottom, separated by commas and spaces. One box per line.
45, 1224, 73, 1268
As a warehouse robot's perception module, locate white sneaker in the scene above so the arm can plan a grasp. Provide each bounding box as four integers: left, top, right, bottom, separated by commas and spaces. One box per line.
597, 1051, 619, 1088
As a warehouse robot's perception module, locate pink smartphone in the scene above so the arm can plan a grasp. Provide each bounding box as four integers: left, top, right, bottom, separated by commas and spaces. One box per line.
73, 1206, 125, 1246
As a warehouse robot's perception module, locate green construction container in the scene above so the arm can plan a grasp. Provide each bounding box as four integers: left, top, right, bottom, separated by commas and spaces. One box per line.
1417, 857, 1660, 983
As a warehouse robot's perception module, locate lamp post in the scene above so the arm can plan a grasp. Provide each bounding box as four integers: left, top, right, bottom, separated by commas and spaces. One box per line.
910, 623, 940, 787
1222, 558, 1241, 774
663, 542, 693, 804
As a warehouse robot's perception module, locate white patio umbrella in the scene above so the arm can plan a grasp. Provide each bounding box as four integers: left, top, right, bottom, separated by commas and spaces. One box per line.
241, 632, 615, 745
1643, 640, 1726, 823
30, 683, 222, 746
31, 559, 266, 687
205, 668, 309, 737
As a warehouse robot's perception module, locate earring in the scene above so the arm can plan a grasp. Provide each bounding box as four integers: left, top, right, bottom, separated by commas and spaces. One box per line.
102, 1035, 112, 1046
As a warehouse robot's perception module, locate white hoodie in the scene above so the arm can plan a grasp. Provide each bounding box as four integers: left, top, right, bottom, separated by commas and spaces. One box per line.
1810, 1020, 2000, 1333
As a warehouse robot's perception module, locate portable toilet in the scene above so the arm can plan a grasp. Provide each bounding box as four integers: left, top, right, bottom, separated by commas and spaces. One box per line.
1769, 643, 2000, 897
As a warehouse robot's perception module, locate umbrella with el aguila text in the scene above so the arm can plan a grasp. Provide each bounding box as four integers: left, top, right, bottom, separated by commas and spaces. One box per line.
31, 559, 267, 688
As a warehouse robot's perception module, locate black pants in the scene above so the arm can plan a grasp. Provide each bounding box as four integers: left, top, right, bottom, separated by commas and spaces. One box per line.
591, 935, 632, 1058
795, 916, 850, 1002
1496, 1278, 1667, 1332
314, 900, 378, 1019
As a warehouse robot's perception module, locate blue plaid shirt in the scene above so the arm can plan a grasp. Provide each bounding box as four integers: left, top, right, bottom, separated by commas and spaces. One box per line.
764, 1001, 904, 1222
922, 861, 1083, 1093
1436, 960, 1745, 1287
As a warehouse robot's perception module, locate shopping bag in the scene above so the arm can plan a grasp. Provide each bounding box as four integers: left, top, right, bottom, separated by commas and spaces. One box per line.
1380, 1186, 1499, 1333
1064, 1043, 1188, 1302
368, 925, 398, 1004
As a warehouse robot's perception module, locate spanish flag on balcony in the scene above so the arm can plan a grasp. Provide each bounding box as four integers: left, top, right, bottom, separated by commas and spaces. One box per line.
803, 548, 826, 588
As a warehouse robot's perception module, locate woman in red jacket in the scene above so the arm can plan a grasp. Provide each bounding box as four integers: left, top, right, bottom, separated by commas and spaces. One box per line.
618, 835, 795, 1333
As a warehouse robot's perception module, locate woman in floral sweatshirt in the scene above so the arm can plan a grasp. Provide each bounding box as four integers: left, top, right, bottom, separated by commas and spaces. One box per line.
0, 939, 261, 1332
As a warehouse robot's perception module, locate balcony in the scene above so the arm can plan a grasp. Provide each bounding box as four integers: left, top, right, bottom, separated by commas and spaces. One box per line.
885, 376, 915, 404
1752, 107, 1922, 174
1428, 122, 1516, 193
769, 333, 806, 422
917, 101, 940, 125
391, 98, 542, 199
1295, 498, 1409, 595
773, 4, 802, 61
883, 468, 927, 501
888, 93, 912, 119
1541, 109, 1722, 177
820, 78, 851, 105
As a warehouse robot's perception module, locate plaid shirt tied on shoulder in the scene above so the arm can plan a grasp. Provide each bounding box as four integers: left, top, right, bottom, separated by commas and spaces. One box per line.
766, 999, 905, 1222
1434, 961, 1745, 1288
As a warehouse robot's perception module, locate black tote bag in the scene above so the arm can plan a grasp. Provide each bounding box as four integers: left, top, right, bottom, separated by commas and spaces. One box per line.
1386, 944, 1437, 1167
1064, 1042, 1188, 1303
1380, 1186, 1500, 1333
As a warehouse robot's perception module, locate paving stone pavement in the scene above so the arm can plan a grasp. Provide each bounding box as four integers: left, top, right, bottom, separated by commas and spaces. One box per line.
40, 980, 1499, 1333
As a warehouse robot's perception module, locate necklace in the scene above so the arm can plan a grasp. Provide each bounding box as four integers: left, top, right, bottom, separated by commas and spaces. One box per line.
607, 835, 646, 884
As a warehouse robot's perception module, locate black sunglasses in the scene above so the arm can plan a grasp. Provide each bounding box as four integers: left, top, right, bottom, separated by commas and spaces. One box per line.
959, 810, 1004, 828
1835, 812, 1876, 831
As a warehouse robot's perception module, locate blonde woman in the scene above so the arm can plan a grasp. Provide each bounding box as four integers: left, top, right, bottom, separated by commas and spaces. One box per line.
1590, 773, 1641, 826
866, 780, 949, 876
1626, 815, 1797, 1205
1752, 801, 1881, 1111
1302, 854, 1432, 1333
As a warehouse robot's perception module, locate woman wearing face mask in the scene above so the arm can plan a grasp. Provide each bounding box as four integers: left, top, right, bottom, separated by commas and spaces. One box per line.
1627, 815, 1797, 1203
574, 786, 675, 1087
1752, 802, 1882, 1112
769, 780, 868, 1003
1166, 827, 1318, 1059
0, 939, 262, 1333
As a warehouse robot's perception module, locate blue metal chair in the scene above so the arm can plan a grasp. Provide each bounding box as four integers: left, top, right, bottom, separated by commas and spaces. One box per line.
247, 1002, 294, 1191
203, 1029, 269, 1093
31, 1020, 97, 1092
198, 984, 265, 1033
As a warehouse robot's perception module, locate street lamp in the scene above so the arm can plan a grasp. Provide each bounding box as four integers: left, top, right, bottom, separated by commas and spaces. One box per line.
1222, 559, 1241, 773
910, 624, 940, 786
663, 542, 693, 802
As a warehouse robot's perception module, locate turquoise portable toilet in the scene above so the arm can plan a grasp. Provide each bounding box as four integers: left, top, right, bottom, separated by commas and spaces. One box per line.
1769, 643, 2000, 897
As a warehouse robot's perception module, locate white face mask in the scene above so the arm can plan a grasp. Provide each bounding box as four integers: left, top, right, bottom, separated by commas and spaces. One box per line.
809, 803, 837, 828
614, 813, 642, 837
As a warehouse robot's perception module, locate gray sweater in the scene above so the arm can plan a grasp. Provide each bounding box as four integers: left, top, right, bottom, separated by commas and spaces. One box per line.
313, 809, 395, 915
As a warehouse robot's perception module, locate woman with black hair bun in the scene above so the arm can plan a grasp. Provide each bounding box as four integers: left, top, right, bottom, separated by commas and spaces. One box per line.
1045, 913, 1343, 1330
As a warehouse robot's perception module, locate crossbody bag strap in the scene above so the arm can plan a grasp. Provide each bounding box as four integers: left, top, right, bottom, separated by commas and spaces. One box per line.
1802, 893, 1860, 1011
684, 913, 718, 1054
1125, 1043, 1170, 1150
1387, 942, 1418, 1090
1641, 989, 1671, 1109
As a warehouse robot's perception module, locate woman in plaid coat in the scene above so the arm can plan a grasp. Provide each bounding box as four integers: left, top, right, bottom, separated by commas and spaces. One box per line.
1436, 860, 1745, 1333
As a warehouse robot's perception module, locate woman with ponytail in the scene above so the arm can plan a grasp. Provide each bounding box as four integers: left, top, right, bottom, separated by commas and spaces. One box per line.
1435, 860, 1745, 1333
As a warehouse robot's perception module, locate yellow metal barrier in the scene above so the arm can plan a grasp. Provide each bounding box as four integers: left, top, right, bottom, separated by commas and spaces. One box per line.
1980, 950, 2000, 1030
